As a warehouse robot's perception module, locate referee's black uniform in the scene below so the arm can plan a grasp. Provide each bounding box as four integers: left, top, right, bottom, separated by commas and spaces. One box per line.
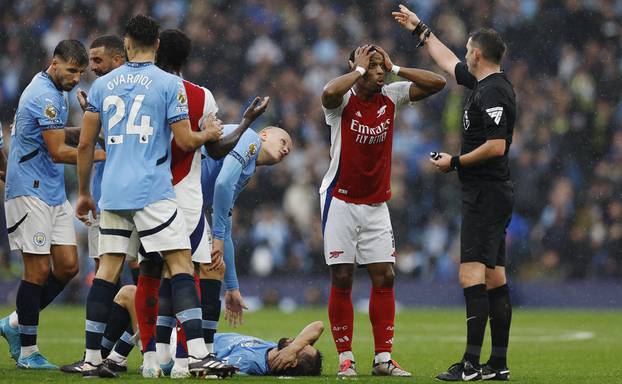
455, 61, 515, 268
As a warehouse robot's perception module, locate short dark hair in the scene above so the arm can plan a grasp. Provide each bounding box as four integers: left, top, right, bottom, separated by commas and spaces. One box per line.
156, 29, 191, 72
90, 35, 125, 57
280, 349, 322, 376
348, 45, 378, 65
53, 39, 88, 67
125, 14, 159, 48
469, 28, 506, 64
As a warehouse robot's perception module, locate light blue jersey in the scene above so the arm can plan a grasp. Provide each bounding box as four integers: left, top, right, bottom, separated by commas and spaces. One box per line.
5, 72, 69, 206
214, 333, 276, 375
86, 62, 189, 210
91, 145, 105, 212
201, 125, 261, 290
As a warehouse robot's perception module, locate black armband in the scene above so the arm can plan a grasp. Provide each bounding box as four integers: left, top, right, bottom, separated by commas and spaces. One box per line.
450, 155, 461, 171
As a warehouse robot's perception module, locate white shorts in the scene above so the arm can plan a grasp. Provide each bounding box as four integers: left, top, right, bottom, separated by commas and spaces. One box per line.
5, 196, 77, 254
320, 192, 395, 265
98, 199, 190, 256
137, 203, 212, 264
88, 216, 138, 261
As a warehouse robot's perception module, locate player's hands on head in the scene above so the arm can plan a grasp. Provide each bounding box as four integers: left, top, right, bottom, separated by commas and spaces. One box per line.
271, 346, 298, 372
374, 46, 395, 72
392, 4, 421, 31
77, 88, 88, 112
76, 194, 97, 225
243, 96, 270, 121
430, 152, 452, 173
200, 112, 223, 141
350, 45, 374, 72
224, 289, 248, 327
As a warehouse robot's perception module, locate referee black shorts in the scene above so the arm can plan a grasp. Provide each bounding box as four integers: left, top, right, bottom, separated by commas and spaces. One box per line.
460, 180, 513, 268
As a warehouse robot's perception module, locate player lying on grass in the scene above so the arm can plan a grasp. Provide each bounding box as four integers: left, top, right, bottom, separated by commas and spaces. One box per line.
80, 284, 323, 376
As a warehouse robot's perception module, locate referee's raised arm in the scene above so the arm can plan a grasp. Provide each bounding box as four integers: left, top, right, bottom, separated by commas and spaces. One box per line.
392, 4, 460, 80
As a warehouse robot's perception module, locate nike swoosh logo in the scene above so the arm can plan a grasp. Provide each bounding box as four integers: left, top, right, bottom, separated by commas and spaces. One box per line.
499, 370, 510, 374
462, 371, 479, 381
466, 316, 476, 322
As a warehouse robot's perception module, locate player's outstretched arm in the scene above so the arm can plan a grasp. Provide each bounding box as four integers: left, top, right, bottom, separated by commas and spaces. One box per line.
393, 4, 460, 80
204, 96, 270, 160
322, 45, 374, 109
171, 117, 223, 152
375, 46, 446, 101
271, 321, 324, 371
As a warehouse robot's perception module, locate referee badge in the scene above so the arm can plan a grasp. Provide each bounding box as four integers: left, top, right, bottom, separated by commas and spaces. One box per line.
33, 232, 46, 247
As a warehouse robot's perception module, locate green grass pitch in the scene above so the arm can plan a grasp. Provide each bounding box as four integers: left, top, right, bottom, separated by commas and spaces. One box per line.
0, 306, 620, 383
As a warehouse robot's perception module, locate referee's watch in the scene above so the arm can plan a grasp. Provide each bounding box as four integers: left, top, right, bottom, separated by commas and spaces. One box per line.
450, 155, 461, 171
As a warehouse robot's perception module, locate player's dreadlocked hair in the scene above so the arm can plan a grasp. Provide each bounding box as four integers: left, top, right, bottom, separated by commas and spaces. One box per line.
469, 28, 506, 64
90, 35, 125, 57
53, 40, 88, 67
156, 29, 192, 73
125, 14, 159, 48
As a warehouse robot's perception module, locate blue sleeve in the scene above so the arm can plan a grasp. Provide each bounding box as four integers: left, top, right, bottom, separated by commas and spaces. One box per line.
35, 93, 64, 129
86, 79, 102, 113
223, 218, 239, 291
166, 77, 189, 125
211, 154, 243, 240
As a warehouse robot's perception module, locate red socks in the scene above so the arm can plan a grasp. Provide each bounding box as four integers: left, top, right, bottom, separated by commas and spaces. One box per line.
369, 286, 395, 353
136, 275, 160, 353
328, 285, 353, 353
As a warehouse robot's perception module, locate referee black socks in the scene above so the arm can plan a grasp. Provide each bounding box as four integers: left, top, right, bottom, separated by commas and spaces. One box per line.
488, 284, 512, 368
462, 284, 489, 366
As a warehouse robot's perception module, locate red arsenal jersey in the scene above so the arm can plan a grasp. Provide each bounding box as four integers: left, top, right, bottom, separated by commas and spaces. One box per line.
320, 82, 411, 204
170, 80, 218, 204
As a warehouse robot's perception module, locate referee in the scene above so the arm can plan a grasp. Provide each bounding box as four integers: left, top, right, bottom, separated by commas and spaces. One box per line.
394, 5, 515, 382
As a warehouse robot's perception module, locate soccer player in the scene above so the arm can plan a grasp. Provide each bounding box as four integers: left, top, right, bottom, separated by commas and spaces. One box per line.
320, 44, 445, 377
394, 5, 515, 381
75, 15, 224, 378
87, 284, 323, 376
60, 35, 141, 375
202, 122, 292, 324
135, 28, 268, 378
0, 40, 104, 369
154, 121, 292, 375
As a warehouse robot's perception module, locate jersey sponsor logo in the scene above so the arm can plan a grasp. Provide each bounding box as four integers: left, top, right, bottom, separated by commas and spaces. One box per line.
463, 110, 470, 130
329, 250, 344, 259
33, 232, 46, 247
376, 105, 387, 118
350, 118, 391, 145
486, 106, 504, 125
43, 103, 58, 120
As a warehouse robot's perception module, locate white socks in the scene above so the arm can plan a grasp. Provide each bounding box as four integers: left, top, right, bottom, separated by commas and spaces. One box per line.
375, 352, 391, 364
339, 351, 355, 363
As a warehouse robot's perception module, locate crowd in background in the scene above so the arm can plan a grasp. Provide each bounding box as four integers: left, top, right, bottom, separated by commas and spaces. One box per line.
0, 0, 621, 291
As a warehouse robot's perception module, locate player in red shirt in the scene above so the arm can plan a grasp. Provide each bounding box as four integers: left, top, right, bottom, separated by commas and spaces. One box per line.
133, 29, 268, 378
320, 44, 445, 377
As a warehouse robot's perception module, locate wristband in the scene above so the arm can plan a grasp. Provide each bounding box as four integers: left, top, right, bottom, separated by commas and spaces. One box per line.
391, 65, 401, 75
450, 155, 461, 171
355, 66, 366, 76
